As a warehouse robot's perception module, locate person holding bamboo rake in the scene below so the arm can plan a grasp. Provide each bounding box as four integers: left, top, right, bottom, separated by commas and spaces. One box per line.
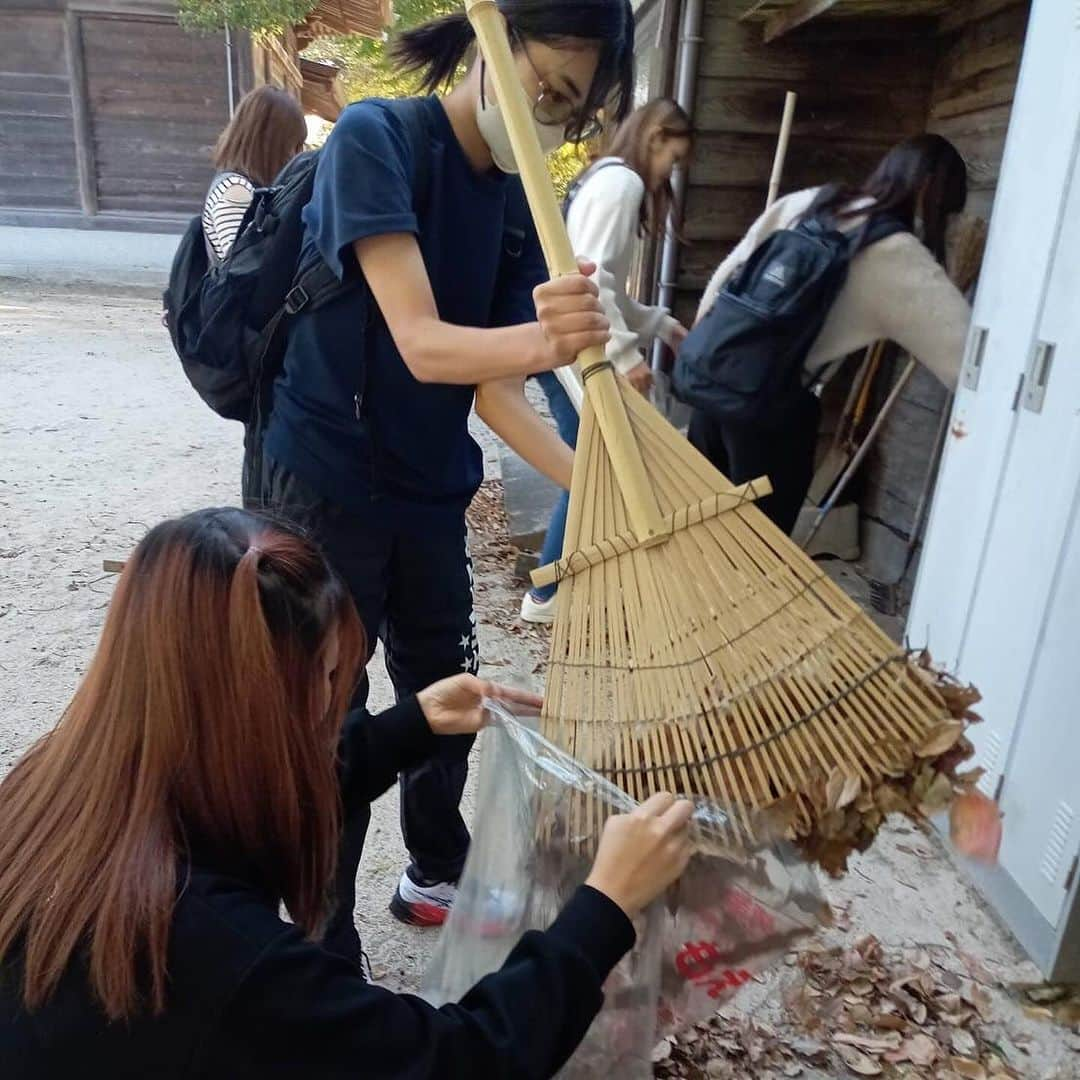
258, 0, 636, 958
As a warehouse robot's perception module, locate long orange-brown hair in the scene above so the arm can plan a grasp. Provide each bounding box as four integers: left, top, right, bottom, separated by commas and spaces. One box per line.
0, 508, 364, 1020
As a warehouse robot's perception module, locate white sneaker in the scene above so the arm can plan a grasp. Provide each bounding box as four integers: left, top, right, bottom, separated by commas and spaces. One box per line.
389, 868, 457, 927
520, 590, 557, 625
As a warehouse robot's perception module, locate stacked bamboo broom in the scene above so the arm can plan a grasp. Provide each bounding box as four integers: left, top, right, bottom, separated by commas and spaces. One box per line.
465, 0, 982, 874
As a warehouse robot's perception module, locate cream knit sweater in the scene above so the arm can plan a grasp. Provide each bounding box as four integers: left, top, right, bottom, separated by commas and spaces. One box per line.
695, 188, 972, 391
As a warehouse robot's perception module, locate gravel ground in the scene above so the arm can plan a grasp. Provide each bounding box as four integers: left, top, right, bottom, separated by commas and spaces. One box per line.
1, 282, 1075, 1077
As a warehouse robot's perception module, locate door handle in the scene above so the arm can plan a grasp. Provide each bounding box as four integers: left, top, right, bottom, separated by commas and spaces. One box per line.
1022, 340, 1056, 414
961, 325, 989, 392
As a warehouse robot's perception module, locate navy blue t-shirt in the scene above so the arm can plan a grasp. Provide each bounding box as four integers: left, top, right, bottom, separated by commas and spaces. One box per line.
263, 97, 547, 519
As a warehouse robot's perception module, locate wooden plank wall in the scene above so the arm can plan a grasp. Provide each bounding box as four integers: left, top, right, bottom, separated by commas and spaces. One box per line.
859, 0, 1030, 603
676, 0, 935, 326
0, 13, 79, 210
80, 14, 229, 217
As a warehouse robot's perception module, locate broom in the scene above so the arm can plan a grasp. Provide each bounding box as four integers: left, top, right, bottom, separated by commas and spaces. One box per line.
466, 0, 978, 871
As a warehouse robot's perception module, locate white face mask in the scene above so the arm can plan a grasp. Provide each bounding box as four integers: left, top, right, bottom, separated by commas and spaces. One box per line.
476, 91, 566, 174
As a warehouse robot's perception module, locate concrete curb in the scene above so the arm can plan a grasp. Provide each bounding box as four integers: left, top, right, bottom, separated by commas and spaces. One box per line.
0, 226, 178, 290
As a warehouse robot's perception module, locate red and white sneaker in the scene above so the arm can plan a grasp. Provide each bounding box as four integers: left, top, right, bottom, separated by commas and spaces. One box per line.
389, 868, 457, 927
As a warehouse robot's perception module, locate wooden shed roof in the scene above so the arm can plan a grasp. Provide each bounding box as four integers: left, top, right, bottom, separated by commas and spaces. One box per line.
300, 57, 347, 121
297, 0, 392, 46
741, 0, 951, 41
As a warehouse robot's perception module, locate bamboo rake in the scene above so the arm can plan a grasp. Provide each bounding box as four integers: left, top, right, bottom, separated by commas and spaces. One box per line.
465, 0, 966, 868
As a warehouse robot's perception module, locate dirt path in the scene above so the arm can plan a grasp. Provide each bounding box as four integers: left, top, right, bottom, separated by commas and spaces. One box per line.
1, 282, 1075, 1077
0, 280, 547, 988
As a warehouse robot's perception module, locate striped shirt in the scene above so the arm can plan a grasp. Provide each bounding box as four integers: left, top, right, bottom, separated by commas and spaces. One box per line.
202, 171, 255, 262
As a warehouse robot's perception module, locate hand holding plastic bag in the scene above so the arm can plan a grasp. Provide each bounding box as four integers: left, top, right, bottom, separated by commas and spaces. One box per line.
423, 702, 828, 1079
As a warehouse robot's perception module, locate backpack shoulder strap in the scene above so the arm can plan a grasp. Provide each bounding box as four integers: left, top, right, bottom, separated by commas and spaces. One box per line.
562, 158, 630, 218
851, 212, 908, 254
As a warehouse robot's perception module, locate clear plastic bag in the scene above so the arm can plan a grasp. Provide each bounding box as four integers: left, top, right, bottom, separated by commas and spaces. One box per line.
423, 702, 828, 1079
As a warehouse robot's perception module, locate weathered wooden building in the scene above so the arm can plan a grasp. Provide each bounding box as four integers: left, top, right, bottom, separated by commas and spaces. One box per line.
639, 0, 1030, 603
0, 0, 388, 231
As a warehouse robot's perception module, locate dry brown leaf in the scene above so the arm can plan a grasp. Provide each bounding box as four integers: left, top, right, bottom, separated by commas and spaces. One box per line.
917, 721, 966, 758
1021, 982, 1069, 1004
951, 1029, 977, 1057
966, 982, 994, 1021
949, 1057, 987, 1079
872, 1013, 908, 1032
651, 1037, 673, 1063
954, 766, 986, 787
837, 1045, 884, 1075
851, 1005, 877, 1027
891, 988, 929, 1025
1021, 1004, 1055, 1022
940, 1010, 974, 1027
835, 1032, 903, 1054
920, 771, 957, 816
890, 1033, 939, 1067
827, 768, 862, 811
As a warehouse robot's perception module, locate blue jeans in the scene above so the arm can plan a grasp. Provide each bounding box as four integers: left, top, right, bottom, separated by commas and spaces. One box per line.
533, 371, 579, 602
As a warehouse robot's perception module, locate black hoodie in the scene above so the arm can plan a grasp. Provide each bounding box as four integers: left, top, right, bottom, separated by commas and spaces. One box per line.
0, 698, 634, 1078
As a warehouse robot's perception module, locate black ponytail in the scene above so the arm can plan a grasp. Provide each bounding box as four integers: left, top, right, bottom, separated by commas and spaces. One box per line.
391, 0, 636, 130
391, 12, 476, 96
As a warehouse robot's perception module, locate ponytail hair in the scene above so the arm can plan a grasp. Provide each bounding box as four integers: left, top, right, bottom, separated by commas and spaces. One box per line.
392, 0, 636, 133
0, 508, 364, 1020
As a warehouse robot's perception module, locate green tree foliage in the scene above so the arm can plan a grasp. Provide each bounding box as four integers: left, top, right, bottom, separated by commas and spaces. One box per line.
303, 0, 458, 101
304, 0, 593, 195
178, 0, 317, 36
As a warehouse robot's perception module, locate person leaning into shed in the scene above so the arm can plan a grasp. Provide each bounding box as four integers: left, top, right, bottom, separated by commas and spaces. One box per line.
689, 134, 974, 536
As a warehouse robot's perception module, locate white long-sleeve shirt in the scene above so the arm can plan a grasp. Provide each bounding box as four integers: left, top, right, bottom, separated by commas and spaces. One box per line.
696, 187, 972, 391
566, 159, 682, 378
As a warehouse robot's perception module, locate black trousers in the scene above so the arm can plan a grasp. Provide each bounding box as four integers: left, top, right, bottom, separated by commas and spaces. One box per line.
261, 457, 478, 962
687, 393, 821, 537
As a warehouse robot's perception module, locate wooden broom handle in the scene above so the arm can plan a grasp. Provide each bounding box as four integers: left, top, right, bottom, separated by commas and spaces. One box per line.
465, 0, 665, 544
766, 92, 797, 209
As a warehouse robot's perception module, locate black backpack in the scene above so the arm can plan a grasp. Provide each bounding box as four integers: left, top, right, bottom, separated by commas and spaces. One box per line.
162, 97, 433, 430
673, 213, 906, 428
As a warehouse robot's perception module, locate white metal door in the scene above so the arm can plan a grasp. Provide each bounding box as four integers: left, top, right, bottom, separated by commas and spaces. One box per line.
908, 0, 1080, 795
981, 137, 1080, 927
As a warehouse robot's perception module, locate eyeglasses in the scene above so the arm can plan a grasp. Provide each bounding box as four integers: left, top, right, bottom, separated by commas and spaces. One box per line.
480, 28, 603, 144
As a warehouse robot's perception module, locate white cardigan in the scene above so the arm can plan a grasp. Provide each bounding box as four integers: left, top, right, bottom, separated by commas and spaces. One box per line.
696, 188, 972, 391
566, 159, 682, 378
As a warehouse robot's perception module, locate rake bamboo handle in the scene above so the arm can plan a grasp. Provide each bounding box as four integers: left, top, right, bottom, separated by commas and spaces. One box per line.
465, 0, 666, 545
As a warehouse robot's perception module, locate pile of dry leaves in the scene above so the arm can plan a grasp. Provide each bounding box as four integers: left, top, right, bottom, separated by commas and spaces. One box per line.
467, 480, 551, 656
654, 934, 1018, 1079
791, 654, 990, 876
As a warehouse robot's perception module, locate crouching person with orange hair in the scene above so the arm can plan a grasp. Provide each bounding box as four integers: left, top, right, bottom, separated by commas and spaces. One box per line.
0, 507, 693, 1078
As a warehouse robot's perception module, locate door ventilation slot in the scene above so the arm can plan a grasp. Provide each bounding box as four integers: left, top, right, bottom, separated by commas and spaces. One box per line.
1040, 802, 1076, 885
977, 730, 1003, 798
